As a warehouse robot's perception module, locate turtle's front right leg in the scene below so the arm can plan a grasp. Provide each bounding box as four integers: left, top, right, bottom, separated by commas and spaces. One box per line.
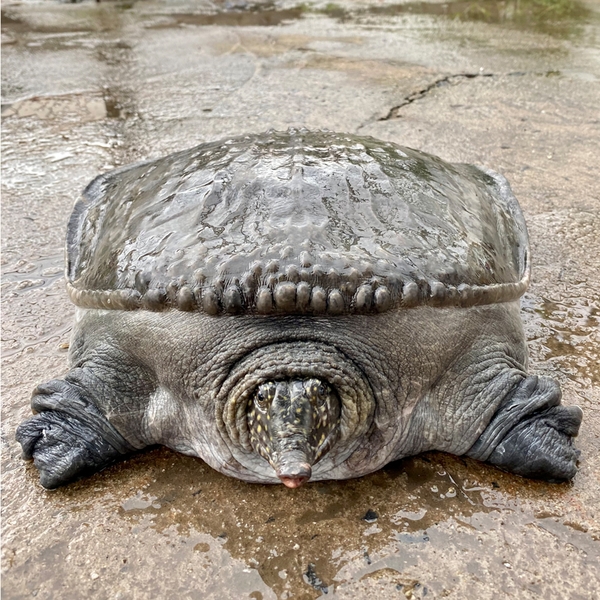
16, 379, 135, 489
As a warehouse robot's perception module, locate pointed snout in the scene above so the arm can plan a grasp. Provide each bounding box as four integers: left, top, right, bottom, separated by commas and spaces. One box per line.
274, 449, 312, 488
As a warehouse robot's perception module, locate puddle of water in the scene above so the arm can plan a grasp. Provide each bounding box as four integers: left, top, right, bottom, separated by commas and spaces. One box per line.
145, 5, 307, 29
320, 0, 593, 38
4, 0, 592, 35
522, 293, 600, 388
330, 510, 598, 597
5, 440, 594, 599
107, 449, 581, 597
0, 3, 129, 36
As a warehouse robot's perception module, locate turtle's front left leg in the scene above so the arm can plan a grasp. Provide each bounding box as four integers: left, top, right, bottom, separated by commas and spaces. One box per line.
466, 376, 583, 481
16, 379, 135, 489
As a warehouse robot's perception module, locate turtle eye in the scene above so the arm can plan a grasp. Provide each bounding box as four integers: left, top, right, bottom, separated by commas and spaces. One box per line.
255, 382, 275, 410
316, 382, 330, 406
256, 389, 267, 409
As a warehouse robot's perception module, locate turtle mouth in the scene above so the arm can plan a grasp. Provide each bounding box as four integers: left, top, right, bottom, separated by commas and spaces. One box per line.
279, 475, 310, 488
275, 456, 312, 488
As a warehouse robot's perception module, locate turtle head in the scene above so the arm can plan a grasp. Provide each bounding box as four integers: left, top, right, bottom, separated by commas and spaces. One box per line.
247, 378, 340, 488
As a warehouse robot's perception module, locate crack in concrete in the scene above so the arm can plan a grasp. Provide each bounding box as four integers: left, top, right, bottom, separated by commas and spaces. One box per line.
377, 70, 561, 121
378, 72, 495, 121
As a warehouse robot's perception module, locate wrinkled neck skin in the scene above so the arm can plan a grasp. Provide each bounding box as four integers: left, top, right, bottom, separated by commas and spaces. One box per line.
214, 339, 376, 485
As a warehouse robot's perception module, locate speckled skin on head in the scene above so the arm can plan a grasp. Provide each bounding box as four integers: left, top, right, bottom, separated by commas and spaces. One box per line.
15, 129, 583, 489
248, 379, 340, 487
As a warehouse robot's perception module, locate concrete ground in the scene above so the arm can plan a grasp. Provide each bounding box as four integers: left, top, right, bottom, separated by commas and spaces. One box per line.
1, 1, 599, 598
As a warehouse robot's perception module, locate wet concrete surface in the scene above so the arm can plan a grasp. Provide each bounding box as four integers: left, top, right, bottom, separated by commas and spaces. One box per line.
1, 0, 599, 598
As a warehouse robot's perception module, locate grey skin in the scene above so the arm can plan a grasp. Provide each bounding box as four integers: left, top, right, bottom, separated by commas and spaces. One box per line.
16, 129, 582, 489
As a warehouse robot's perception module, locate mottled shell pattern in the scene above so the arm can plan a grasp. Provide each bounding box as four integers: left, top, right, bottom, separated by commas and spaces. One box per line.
66, 129, 530, 315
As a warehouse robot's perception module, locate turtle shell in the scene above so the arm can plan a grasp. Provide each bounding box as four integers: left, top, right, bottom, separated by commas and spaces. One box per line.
66, 129, 529, 314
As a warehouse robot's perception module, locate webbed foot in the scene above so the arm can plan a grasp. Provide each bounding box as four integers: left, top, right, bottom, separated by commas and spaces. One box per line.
16, 379, 133, 489
467, 376, 583, 482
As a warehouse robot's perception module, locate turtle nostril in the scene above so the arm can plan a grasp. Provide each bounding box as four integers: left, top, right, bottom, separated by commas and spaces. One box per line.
276, 461, 312, 488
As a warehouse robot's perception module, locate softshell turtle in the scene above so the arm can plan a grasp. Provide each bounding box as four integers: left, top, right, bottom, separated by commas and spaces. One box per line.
16, 129, 583, 489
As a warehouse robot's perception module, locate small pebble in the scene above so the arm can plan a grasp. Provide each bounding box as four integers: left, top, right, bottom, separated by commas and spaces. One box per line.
362, 509, 378, 523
